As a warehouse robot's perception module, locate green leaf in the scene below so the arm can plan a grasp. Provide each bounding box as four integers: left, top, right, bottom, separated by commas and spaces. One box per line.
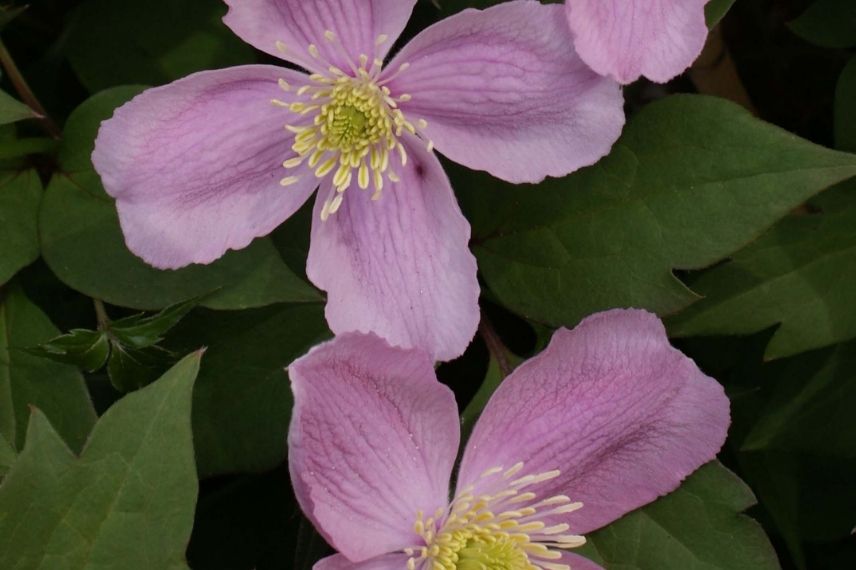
0, 433, 14, 478
0, 352, 201, 570
579, 462, 780, 570
111, 298, 199, 349
743, 343, 856, 456
202, 250, 322, 310
462, 95, 856, 328
24, 299, 195, 387
732, 343, 856, 564
168, 303, 329, 477
0, 170, 41, 285
41, 87, 319, 310
668, 187, 856, 359
706, 0, 737, 28
26, 328, 110, 372
789, 0, 856, 49
65, 0, 254, 92
835, 56, 856, 153
0, 137, 58, 161
0, 287, 96, 451
26, 299, 199, 393
106, 344, 172, 393
0, 90, 36, 125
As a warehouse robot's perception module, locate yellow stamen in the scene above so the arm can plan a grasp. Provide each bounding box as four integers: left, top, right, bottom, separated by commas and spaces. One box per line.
271, 34, 432, 220
406, 464, 585, 570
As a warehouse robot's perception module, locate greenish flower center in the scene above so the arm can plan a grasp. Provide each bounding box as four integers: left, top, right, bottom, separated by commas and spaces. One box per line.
328, 103, 373, 148
271, 29, 433, 221
456, 535, 532, 570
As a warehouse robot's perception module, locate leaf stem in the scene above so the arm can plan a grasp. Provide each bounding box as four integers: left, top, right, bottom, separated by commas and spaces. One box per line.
93, 299, 110, 331
460, 312, 520, 439
478, 312, 513, 379
0, 38, 61, 139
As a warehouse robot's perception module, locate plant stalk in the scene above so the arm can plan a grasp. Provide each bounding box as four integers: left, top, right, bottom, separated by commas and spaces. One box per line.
0, 37, 61, 139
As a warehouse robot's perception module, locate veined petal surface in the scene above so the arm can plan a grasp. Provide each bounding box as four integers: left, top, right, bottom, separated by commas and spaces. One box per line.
92, 65, 317, 269
458, 309, 730, 534
288, 333, 460, 562
313, 553, 410, 570
386, 1, 624, 183
566, 0, 710, 84
224, 0, 417, 72
306, 137, 480, 362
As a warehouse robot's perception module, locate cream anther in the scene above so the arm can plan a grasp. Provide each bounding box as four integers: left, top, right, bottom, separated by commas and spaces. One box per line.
272, 34, 433, 219
406, 463, 585, 570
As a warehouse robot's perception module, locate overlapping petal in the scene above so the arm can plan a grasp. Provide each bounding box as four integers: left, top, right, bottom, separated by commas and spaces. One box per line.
314, 553, 409, 570
92, 65, 317, 269
458, 309, 730, 534
306, 136, 480, 362
560, 552, 606, 570
223, 0, 417, 72
288, 333, 460, 562
565, 0, 710, 84
384, 1, 624, 183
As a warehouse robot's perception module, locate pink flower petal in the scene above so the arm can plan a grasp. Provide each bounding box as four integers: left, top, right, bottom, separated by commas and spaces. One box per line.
92, 65, 317, 269
306, 137, 480, 363
458, 309, 730, 534
288, 333, 460, 562
566, 0, 709, 84
314, 553, 409, 570
384, 1, 624, 184
561, 552, 606, 570
223, 0, 417, 72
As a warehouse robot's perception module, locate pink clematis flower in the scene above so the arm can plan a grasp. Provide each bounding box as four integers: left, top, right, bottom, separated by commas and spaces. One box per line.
91, 0, 625, 362
565, 0, 710, 84
288, 309, 730, 569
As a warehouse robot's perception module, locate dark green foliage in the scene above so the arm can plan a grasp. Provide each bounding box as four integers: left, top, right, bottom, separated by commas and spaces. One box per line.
460, 96, 856, 328
789, 0, 856, 49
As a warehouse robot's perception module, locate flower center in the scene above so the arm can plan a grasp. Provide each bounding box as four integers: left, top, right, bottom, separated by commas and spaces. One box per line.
406, 463, 586, 570
445, 532, 532, 570
272, 31, 431, 220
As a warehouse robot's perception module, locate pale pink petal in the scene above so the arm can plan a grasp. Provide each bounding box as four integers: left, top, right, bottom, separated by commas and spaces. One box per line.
92, 65, 317, 269
561, 552, 606, 570
306, 137, 479, 362
288, 333, 459, 562
223, 0, 417, 72
314, 553, 409, 570
458, 309, 730, 533
566, 0, 710, 84
384, 1, 624, 184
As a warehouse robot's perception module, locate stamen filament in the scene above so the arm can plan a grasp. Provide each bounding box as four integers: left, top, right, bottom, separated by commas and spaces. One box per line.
406, 463, 586, 570
272, 34, 433, 220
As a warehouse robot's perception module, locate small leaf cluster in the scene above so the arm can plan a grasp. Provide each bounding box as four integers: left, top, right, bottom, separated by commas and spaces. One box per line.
27, 298, 196, 391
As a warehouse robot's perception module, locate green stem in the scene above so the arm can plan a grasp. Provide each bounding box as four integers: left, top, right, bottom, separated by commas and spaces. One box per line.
0, 38, 61, 139
93, 299, 110, 331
